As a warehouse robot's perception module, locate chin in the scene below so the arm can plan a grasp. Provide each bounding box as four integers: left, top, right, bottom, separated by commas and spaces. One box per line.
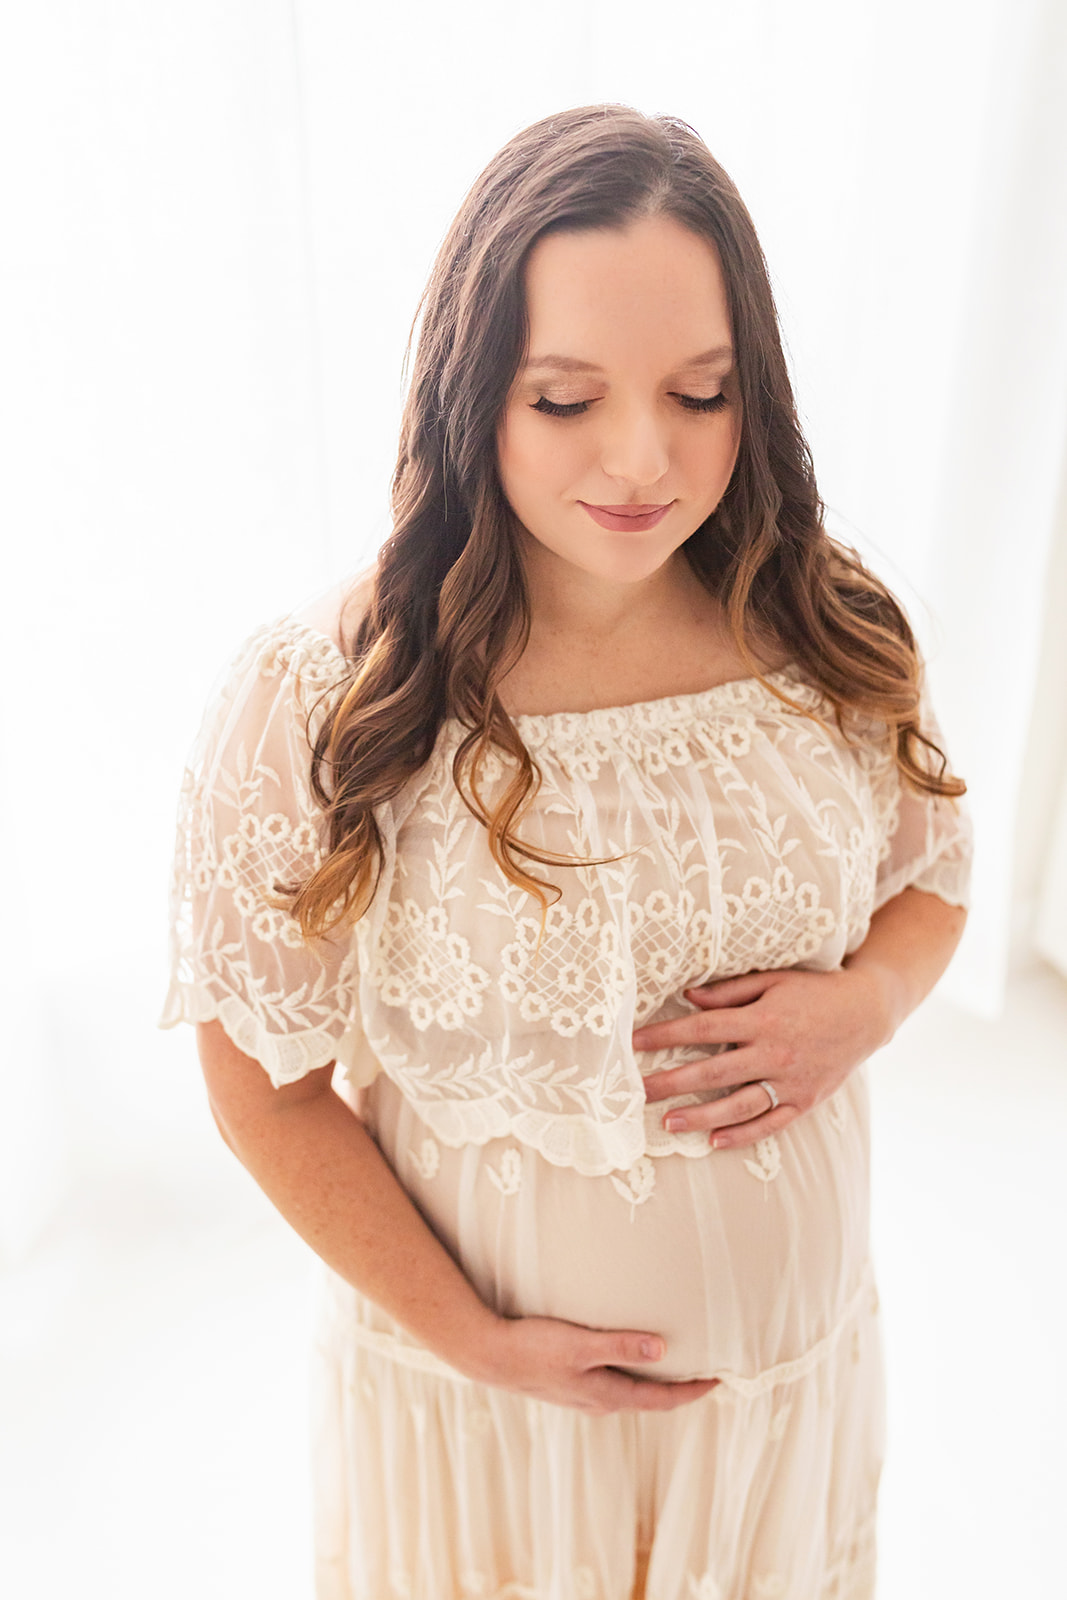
584, 548, 681, 585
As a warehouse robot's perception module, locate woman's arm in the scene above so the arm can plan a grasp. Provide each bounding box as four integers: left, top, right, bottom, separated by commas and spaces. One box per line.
637, 887, 967, 1149
197, 1019, 718, 1411
841, 883, 968, 1034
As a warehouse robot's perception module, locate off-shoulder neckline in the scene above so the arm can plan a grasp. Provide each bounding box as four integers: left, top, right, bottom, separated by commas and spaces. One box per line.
276, 613, 819, 733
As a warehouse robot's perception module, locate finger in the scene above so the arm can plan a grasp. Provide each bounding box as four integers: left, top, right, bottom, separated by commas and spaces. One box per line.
584, 1330, 668, 1369
684, 971, 778, 1008
588, 1370, 721, 1413
624, 1375, 721, 1411
658, 1083, 785, 1133
632, 1008, 754, 1053
644, 1049, 760, 1102
708, 1105, 795, 1150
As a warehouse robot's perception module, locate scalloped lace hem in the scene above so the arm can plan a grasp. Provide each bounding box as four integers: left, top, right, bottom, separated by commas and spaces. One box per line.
411, 1096, 657, 1178
371, 1080, 795, 1172
873, 859, 971, 913
158, 979, 343, 1087
325, 1260, 878, 1398
159, 988, 777, 1170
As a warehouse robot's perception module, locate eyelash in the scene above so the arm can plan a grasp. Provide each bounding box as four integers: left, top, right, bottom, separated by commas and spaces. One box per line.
531, 393, 728, 419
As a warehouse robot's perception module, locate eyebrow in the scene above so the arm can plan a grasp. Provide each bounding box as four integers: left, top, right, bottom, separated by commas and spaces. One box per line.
523, 345, 734, 375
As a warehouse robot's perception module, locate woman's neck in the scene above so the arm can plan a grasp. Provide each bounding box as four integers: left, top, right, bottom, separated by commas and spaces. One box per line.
498, 544, 779, 717
519, 541, 714, 646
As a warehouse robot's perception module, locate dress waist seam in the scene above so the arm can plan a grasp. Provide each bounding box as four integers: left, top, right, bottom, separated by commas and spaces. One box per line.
321, 1258, 879, 1397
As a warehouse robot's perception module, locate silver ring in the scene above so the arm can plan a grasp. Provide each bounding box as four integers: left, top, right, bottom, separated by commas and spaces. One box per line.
757, 1079, 779, 1111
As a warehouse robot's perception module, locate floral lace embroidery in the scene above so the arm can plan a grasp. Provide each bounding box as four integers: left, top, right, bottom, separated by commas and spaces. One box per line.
374, 896, 492, 1031
472, 757, 844, 1035
489, 886, 629, 1037
411, 1137, 440, 1180
160, 622, 359, 1085
609, 1155, 657, 1217
163, 616, 973, 1170
686, 1508, 876, 1600
373, 781, 493, 1029
743, 1136, 783, 1184
374, 1034, 641, 1125
821, 1509, 878, 1599
256, 626, 350, 689
486, 1148, 523, 1195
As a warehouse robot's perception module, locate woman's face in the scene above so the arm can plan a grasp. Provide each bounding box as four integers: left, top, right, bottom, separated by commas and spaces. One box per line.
497, 213, 741, 590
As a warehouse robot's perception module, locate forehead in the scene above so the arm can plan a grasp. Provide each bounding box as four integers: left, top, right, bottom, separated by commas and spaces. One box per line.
520, 215, 732, 364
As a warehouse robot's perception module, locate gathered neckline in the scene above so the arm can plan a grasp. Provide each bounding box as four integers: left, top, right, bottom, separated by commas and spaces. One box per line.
279, 614, 820, 738
506, 666, 813, 742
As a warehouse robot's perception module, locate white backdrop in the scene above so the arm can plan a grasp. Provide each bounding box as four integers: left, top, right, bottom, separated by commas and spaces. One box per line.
1, 0, 1065, 1286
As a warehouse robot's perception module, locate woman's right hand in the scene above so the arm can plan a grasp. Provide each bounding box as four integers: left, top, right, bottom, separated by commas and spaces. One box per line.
195, 1022, 717, 1416
465, 1312, 720, 1415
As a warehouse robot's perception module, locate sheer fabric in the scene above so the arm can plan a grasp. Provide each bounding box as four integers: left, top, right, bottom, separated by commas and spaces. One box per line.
161, 608, 972, 1600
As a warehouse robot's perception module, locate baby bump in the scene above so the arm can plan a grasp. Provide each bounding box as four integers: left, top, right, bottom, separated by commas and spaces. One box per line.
362, 1070, 872, 1384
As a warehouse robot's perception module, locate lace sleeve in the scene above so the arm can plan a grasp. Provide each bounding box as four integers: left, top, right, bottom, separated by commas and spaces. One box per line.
158, 619, 361, 1086
869, 698, 973, 914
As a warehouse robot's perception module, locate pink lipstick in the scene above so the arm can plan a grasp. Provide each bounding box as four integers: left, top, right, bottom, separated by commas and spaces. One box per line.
579, 502, 674, 532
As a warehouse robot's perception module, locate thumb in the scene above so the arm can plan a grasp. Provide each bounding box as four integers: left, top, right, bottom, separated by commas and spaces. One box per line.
592, 1331, 665, 1367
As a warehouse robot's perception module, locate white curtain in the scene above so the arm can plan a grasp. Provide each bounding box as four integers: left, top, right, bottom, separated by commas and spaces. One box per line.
2, 0, 1065, 1259
1033, 487, 1067, 974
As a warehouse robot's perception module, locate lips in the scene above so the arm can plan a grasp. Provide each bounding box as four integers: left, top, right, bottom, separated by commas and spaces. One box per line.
579, 501, 674, 532
592, 504, 669, 514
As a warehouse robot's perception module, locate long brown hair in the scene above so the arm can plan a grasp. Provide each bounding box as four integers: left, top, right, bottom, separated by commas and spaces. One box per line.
290, 103, 965, 937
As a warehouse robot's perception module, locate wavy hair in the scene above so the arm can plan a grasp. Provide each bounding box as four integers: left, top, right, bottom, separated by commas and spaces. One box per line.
288, 103, 965, 937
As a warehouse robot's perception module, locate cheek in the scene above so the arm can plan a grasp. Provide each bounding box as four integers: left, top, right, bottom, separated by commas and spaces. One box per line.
726, 407, 743, 468
501, 417, 575, 497
692, 415, 742, 491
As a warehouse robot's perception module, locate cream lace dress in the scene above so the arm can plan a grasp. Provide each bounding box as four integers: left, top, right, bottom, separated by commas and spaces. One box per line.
161, 611, 972, 1600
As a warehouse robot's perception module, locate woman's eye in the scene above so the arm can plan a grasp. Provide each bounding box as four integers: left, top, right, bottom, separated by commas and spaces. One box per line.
531, 396, 589, 417
676, 392, 727, 413
530, 392, 728, 419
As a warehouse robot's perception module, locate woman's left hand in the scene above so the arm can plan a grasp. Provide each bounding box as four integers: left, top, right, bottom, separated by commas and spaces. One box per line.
633, 965, 895, 1149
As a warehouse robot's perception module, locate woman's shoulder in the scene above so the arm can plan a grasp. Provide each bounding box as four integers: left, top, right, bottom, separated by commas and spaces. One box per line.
222, 571, 374, 698
289, 569, 374, 657
192, 575, 371, 755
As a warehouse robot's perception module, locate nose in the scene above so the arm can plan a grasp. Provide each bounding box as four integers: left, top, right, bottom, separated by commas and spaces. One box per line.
598, 400, 671, 491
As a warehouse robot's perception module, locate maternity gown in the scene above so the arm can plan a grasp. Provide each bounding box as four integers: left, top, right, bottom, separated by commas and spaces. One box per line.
161, 609, 972, 1600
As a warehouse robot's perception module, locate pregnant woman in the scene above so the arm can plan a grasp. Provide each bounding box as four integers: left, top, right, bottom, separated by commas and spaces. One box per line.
162, 104, 972, 1599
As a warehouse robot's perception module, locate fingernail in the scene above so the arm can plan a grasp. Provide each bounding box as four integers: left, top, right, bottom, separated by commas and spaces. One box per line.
640, 1337, 664, 1360
664, 1114, 686, 1132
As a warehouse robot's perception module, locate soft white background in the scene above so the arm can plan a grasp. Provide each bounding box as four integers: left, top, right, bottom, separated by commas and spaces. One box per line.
1, 3, 1065, 1597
